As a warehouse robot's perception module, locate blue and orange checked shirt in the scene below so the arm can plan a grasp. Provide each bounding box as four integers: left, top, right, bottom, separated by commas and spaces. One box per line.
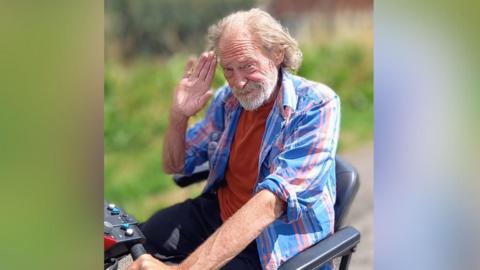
183, 70, 341, 270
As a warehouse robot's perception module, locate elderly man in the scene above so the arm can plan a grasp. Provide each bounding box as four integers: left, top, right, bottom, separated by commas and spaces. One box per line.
128, 8, 340, 270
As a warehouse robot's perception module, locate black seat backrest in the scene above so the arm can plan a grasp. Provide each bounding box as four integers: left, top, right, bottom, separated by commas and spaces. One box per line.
334, 156, 360, 231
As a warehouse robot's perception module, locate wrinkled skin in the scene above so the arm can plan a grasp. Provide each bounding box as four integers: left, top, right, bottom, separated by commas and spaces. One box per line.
219, 30, 281, 110
171, 51, 217, 118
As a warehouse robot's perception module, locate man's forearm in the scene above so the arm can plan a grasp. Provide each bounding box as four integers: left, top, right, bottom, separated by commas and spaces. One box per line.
162, 110, 189, 174
178, 190, 285, 270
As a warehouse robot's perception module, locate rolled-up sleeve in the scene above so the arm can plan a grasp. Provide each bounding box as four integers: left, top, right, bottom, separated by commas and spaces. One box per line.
255, 96, 340, 224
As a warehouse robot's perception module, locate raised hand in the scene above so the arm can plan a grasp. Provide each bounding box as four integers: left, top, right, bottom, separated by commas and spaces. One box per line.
171, 51, 217, 118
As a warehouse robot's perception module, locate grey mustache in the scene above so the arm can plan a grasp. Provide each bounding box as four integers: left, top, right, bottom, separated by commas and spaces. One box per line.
235, 82, 263, 94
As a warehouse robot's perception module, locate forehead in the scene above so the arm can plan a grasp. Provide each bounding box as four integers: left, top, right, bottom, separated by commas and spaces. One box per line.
219, 31, 264, 65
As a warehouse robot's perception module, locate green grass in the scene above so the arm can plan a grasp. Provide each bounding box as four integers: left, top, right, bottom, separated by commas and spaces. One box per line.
104, 40, 373, 220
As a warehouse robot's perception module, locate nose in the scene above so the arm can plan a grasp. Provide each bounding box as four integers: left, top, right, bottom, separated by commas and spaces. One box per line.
231, 70, 247, 89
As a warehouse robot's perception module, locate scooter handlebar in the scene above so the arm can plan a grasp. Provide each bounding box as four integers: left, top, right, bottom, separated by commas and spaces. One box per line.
130, 243, 147, 260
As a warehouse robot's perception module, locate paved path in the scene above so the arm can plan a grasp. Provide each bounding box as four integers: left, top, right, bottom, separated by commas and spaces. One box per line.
116, 143, 374, 270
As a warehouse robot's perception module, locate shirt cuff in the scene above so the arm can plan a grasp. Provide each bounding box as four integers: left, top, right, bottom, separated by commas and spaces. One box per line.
182, 154, 196, 175
255, 175, 306, 224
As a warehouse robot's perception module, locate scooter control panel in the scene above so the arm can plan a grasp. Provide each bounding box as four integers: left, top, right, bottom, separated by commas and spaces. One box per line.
104, 201, 146, 261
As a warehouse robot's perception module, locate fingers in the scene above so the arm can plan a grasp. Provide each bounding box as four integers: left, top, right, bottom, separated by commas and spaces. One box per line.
182, 57, 195, 78
193, 52, 208, 78
126, 254, 152, 270
125, 253, 144, 270
199, 51, 215, 80
205, 52, 217, 82
126, 258, 138, 270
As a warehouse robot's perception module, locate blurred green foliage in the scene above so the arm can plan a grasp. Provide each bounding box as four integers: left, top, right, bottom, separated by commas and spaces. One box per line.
105, 40, 372, 220
106, 0, 255, 57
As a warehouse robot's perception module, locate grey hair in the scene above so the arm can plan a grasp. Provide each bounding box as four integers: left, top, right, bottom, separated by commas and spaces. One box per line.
207, 8, 303, 72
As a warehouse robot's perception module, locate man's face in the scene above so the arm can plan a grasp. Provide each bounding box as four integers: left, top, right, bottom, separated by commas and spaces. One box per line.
219, 32, 279, 111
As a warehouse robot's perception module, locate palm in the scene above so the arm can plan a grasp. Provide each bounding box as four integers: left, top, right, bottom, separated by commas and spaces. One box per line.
172, 52, 217, 117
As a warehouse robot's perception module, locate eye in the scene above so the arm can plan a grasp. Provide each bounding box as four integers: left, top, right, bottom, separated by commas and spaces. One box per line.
223, 67, 233, 77
245, 63, 255, 72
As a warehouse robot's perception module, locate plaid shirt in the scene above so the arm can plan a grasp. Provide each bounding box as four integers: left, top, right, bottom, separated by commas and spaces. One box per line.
183, 70, 340, 270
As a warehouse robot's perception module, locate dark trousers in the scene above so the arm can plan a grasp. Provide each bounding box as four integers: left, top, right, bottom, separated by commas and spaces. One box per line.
140, 191, 262, 270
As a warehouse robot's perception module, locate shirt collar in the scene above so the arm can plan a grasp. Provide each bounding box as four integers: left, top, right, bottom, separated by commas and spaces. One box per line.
276, 69, 298, 121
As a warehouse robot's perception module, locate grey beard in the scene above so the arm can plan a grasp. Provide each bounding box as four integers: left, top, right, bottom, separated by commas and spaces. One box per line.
235, 73, 278, 111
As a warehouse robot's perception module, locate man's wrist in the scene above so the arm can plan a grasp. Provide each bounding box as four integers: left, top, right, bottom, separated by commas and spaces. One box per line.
169, 107, 189, 124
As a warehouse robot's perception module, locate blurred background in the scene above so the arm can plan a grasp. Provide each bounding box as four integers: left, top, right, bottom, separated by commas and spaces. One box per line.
2, 1, 479, 270
105, 0, 372, 268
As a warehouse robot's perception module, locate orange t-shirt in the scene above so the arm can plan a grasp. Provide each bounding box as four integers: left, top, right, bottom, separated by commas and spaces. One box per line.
217, 98, 275, 222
